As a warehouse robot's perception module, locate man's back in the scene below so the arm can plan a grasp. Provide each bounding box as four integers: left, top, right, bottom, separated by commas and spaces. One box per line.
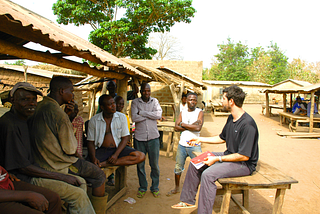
28, 96, 77, 173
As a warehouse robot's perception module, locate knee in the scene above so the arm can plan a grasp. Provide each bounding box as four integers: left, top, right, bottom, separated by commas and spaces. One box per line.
136, 151, 146, 163
201, 170, 217, 184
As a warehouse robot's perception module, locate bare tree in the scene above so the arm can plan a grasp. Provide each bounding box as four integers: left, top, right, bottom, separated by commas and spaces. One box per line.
148, 33, 183, 60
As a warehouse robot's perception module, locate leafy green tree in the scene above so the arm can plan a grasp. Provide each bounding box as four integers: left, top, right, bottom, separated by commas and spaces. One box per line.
247, 47, 273, 83
265, 42, 289, 84
212, 38, 251, 81
4, 60, 26, 66
288, 58, 319, 84
53, 0, 195, 59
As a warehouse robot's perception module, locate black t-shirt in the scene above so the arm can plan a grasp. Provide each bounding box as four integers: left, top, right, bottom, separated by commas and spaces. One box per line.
0, 109, 34, 183
219, 112, 259, 174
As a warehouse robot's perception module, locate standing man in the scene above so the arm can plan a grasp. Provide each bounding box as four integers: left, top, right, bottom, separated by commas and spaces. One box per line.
166, 93, 204, 197
28, 76, 107, 214
131, 83, 162, 198
172, 85, 259, 214
107, 80, 117, 98
180, 94, 188, 112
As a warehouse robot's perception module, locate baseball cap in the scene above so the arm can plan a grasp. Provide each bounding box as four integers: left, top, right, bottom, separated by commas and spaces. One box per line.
10, 82, 43, 97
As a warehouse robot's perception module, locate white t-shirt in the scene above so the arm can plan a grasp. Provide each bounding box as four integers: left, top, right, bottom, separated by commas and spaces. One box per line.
179, 108, 202, 147
180, 103, 188, 112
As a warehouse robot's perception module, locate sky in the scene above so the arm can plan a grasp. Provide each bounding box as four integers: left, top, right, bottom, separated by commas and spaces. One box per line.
8, 0, 320, 69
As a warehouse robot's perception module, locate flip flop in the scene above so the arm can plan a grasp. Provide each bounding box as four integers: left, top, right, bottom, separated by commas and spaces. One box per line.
171, 202, 196, 209
166, 189, 180, 197
137, 191, 146, 198
152, 191, 160, 198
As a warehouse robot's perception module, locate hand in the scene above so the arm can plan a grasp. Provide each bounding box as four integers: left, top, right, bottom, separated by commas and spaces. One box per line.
203, 156, 218, 166
60, 174, 82, 187
64, 100, 75, 116
25, 192, 49, 212
90, 157, 101, 168
126, 141, 132, 147
107, 154, 118, 164
188, 137, 201, 146
9, 173, 20, 181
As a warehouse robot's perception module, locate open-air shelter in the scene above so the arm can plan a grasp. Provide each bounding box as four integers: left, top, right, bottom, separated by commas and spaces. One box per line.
261, 83, 320, 133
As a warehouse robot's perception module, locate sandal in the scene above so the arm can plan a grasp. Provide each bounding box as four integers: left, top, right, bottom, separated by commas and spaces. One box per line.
171, 202, 196, 209
166, 189, 180, 197
152, 191, 160, 198
137, 191, 146, 198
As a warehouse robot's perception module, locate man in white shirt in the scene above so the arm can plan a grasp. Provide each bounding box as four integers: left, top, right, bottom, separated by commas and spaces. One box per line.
166, 93, 204, 196
180, 94, 188, 112
87, 95, 145, 168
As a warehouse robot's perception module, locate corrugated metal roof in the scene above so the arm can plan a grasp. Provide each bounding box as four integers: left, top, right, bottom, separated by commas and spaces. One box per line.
0, 64, 85, 79
0, 0, 150, 79
261, 83, 320, 94
203, 80, 271, 87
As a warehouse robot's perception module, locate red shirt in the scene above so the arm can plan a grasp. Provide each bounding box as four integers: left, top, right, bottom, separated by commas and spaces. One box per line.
0, 166, 14, 190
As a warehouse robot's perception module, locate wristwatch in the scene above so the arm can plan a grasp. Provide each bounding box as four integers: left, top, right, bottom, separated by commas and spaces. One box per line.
218, 156, 223, 163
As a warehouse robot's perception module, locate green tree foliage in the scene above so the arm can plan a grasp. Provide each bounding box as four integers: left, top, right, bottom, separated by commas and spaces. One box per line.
4, 60, 26, 66
288, 58, 319, 84
211, 38, 251, 81
53, 0, 195, 59
205, 39, 292, 84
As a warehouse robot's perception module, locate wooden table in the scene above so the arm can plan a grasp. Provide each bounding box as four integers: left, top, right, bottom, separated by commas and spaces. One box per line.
157, 121, 175, 157
279, 112, 320, 132
261, 104, 283, 115
217, 161, 298, 214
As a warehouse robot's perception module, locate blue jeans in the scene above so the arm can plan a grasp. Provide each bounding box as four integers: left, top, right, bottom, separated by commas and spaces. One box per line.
180, 152, 251, 214
175, 144, 202, 175
134, 138, 160, 192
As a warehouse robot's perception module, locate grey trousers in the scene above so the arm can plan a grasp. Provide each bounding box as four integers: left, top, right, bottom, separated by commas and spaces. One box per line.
180, 152, 251, 214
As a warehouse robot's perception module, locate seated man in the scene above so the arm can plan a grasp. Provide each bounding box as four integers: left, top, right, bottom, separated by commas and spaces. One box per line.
28, 77, 107, 214
87, 95, 145, 168
0, 165, 62, 214
172, 85, 259, 214
307, 97, 320, 118
0, 82, 93, 214
292, 96, 307, 115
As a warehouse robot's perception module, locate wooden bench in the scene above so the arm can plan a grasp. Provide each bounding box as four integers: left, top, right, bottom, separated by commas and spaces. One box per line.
216, 161, 298, 214
157, 121, 175, 157
279, 112, 320, 132
101, 166, 127, 210
261, 104, 283, 115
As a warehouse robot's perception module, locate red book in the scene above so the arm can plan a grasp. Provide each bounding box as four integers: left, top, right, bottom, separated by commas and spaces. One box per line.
190, 151, 215, 169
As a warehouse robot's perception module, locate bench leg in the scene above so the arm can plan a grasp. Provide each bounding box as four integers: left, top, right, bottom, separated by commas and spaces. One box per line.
242, 190, 249, 209
272, 188, 286, 214
220, 189, 232, 214
166, 132, 173, 158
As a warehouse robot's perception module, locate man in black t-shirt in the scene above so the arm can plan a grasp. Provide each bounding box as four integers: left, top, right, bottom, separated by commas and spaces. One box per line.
172, 85, 259, 214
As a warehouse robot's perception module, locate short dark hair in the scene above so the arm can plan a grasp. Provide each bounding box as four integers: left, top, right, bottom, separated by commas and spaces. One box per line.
114, 95, 124, 103
187, 92, 197, 98
50, 76, 73, 93
98, 94, 113, 107
182, 94, 187, 98
223, 85, 246, 107
140, 82, 150, 91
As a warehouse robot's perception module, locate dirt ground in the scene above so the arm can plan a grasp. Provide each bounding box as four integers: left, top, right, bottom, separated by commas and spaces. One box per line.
107, 104, 320, 214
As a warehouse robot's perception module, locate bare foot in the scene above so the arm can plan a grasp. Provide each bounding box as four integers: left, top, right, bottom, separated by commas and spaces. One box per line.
100, 161, 112, 168
166, 188, 180, 196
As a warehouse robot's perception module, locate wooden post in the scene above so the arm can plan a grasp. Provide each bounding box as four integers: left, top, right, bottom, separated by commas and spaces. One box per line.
23, 65, 28, 82
310, 91, 315, 133
290, 93, 293, 109
89, 88, 96, 119
117, 76, 129, 112
101, 81, 107, 95
283, 93, 287, 112
265, 92, 270, 117
169, 83, 180, 159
